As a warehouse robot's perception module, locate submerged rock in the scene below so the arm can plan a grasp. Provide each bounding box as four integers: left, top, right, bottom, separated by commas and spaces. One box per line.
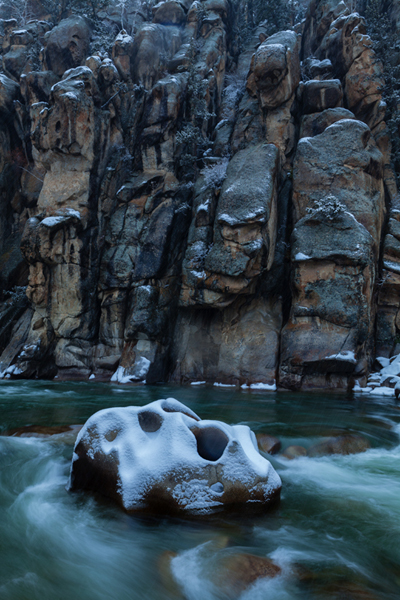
163, 546, 281, 598
2, 424, 82, 437
256, 433, 281, 455
281, 445, 308, 459
214, 553, 281, 595
68, 399, 281, 514
307, 434, 371, 456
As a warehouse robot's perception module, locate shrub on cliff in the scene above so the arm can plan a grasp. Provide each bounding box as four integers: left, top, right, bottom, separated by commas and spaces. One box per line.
306, 196, 347, 221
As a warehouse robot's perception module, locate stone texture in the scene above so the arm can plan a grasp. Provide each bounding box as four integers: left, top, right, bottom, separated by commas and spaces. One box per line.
280, 116, 385, 391
44, 16, 92, 77
247, 30, 300, 110
299, 107, 355, 138
256, 434, 281, 454
281, 445, 307, 459
171, 296, 282, 385
0, 0, 396, 392
0, 73, 20, 114
308, 434, 371, 456
180, 143, 279, 308
292, 119, 384, 243
132, 24, 182, 89
301, 79, 343, 114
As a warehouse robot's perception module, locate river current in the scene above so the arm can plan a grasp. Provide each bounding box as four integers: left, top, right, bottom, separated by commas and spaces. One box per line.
1, 381, 400, 599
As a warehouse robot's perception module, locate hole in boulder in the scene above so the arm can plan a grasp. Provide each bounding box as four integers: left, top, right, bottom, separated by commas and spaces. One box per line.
210, 482, 224, 493
192, 427, 229, 461
138, 410, 163, 432
105, 429, 120, 442
55, 121, 61, 133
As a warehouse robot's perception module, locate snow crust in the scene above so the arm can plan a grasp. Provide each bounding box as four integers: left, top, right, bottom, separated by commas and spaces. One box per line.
324, 350, 356, 363
41, 216, 66, 227
241, 381, 277, 391
294, 252, 311, 261
70, 399, 281, 513
213, 382, 236, 388
353, 353, 400, 396
111, 357, 150, 384
384, 259, 400, 274
41, 209, 81, 228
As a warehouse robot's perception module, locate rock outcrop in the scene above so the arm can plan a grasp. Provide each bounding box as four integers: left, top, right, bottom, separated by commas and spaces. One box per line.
0, 0, 398, 391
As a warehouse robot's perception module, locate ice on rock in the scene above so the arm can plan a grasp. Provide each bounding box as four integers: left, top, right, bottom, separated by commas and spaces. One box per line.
68, 399, 281, 514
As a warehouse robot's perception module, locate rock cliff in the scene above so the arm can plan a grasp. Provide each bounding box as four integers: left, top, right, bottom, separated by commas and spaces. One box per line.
0, 0, 398, 391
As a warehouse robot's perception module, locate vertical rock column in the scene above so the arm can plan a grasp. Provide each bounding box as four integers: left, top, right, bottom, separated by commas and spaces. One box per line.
279, 119, 385, 390
172, 143, 281, 385
16, 65, 111, 378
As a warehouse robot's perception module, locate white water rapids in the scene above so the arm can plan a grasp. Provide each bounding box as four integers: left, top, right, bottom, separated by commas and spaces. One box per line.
1, 381, 400, 599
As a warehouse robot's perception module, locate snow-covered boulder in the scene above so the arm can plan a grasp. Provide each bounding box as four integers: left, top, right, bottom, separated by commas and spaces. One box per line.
68, 398, 281, 514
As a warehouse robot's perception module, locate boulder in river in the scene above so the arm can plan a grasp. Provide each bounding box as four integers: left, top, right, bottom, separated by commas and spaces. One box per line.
256, 433, 282, 455
307, 434, 371, 457
281, 445, 308, 459
68, 399, 282, 514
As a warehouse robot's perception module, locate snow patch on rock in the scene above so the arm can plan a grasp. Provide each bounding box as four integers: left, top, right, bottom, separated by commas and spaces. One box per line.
353, 353, 400, 397
69, 399, 281, 514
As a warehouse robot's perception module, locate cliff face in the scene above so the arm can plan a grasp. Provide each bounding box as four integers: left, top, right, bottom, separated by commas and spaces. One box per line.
0, 0, 397, 390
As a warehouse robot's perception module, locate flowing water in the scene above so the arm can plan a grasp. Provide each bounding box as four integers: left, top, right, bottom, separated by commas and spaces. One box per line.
1, 381, 400, 600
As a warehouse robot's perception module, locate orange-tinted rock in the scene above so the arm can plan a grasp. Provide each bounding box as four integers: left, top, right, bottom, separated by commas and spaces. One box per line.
299, 107, 355, 138
180, 143, 279, 308
307, 434, 371, 457
247, 30, 300, 109
257, 434, 281, 455
2, 424, 82, 438
215, 553, 281, 595
280, 114, 385, 391
281, 445, 307, 459
158, 551, 181, 597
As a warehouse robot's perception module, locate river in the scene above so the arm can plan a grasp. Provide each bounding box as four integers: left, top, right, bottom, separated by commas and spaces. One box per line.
1, 381, 400, 599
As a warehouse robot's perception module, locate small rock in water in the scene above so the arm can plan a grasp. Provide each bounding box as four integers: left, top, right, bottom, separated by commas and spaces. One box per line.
2, 424, 82, 438
295, 565, 379, 599
307, 434, 370, 457
281, 445, 307, 459
256, 433, 281, 454
158, 551, 181, 598
215, 553, 281, 595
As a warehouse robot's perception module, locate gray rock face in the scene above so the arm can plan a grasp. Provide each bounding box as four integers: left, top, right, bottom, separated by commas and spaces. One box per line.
247, 30, 300, 109
44, 17, 92, 77
0, 0, 396, 391
301, 79, 343, 114
171, 296, 282, 385
280, 115, 385, 391
180, 143, 279, 308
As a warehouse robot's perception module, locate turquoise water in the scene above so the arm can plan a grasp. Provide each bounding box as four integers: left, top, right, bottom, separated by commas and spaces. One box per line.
1, 381, 400, 599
